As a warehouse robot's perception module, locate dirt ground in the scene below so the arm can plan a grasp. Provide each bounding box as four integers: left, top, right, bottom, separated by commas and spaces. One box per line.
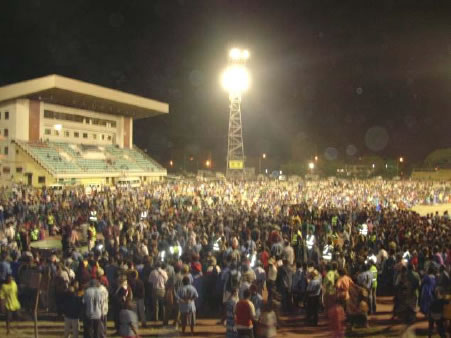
411, 202, 451, 216
0, 296, 440, 338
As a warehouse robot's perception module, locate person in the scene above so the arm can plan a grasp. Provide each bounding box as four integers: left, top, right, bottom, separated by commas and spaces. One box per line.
305, 269, 322, 326
420, 266, 437, 316
0, 252, 12, 286
336, 267, 354, 311
327, 297, 345, 338
119, 300, 140, 338
82, 279, 105, 338
225, 288, 239, 338
129, 270, 146, 327
256, 302, 277, 338
250, 284, 263, 321
0, 274, 20, 334
428, 288, 448, 338
323, 262, 339, 314
63, 284, 82, 338
235, 288, 256, 338
368, 259, 378, 314
148, 261, 168, 324
176, 276, 199, 335
266, 258, 277, 305
276, 259, 293, 313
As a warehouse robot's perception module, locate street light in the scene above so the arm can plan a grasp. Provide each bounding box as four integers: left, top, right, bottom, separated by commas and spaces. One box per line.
308, 162, 315, 170
314, 156, 318, 161
205, 160, 211, 168
259, 153, 267, 174
169, 160, 174, 167
397, 157, 404, 177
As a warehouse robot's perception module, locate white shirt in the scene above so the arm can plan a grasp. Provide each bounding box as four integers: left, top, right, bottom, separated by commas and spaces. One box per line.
149, 268, 168, 290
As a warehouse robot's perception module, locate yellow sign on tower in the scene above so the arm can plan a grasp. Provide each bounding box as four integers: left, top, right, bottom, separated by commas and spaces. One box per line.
229, 160, 244, 169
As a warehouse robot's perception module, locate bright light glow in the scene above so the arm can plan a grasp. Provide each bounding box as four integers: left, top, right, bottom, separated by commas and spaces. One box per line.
372, 163, 375, 169
169, 160, 173, 167
308, 162, 315, 169
262, 153, 266, 159
229, 48, 241, 60
385, 163, 388, 169
399, 157, 404, 163
221, 65, 250, 94
314, 156, 318, 161
229, 48, 250, 61
279, 170, 282, 175
265, 169, 268, 174
54, 124, 62, 131
206, 160, 211, 167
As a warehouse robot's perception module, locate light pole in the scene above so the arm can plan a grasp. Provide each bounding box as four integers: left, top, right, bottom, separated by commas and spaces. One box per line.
308, 162, 315, 174
221, 48, 250, 178
259, 153, 266, 174
397, 157, 404, 177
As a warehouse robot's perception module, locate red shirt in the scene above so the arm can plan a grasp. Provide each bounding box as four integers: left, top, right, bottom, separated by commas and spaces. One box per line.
235, 299, 255, 328
261, 251, 269, 269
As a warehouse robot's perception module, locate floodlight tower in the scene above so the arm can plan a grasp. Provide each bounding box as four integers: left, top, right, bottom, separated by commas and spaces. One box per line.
221, 48, 250, 179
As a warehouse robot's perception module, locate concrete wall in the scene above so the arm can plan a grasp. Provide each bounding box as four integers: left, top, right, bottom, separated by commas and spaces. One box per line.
4, 146, 56, 187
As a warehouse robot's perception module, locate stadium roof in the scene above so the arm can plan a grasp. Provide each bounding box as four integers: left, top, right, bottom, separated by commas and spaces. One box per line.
0, 74, 168, 119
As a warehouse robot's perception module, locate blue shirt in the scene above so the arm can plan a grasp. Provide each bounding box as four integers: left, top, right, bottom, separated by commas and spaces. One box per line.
250, 293, 263, 320
176, 284, 198, 313
0, 261, 12, 281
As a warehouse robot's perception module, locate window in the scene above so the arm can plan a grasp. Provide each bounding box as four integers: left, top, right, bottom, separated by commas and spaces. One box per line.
74, 132, 79, 138
16, 167, 22, 173
83, 133, 88, 139
54, 130, 60, 136
2, 167, 10, 174
107, 135, 112, 141
64, 131, 70, 137
93, 134, 97, 140
43, 110, 115, 127
5, 112, 9, 120
101, 134, 105, 140
4, 129, 8, 137
4, 147, 8, 155
38, 176, 46, 184
44, 129, 51, 135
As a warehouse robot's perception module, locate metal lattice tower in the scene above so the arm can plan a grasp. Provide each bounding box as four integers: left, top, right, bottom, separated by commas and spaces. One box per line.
226, 95, 245, 178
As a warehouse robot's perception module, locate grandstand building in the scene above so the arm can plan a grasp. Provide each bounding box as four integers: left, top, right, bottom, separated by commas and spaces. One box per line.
0, 75, 168, 187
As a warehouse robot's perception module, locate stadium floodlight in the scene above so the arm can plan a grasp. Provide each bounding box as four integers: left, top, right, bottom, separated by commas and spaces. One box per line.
229, 48, 250, 61
221, 65, 250, 95
309, 162, 315, 170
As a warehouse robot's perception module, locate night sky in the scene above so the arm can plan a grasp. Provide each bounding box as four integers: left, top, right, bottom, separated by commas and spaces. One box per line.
1, 0, 450, 168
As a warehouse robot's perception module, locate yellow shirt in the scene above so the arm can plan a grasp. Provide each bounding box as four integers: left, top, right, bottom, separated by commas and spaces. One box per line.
0, 280, 20, 311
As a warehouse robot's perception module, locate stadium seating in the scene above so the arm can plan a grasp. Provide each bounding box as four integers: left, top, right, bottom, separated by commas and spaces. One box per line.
16, 141, 165, 175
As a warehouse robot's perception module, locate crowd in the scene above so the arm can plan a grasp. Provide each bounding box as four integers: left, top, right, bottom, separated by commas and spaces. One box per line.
0, 178, 449, 337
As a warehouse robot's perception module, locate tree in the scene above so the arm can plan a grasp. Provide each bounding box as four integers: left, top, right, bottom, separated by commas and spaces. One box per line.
424, 148, 451, 168
280, 161, 307, 176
